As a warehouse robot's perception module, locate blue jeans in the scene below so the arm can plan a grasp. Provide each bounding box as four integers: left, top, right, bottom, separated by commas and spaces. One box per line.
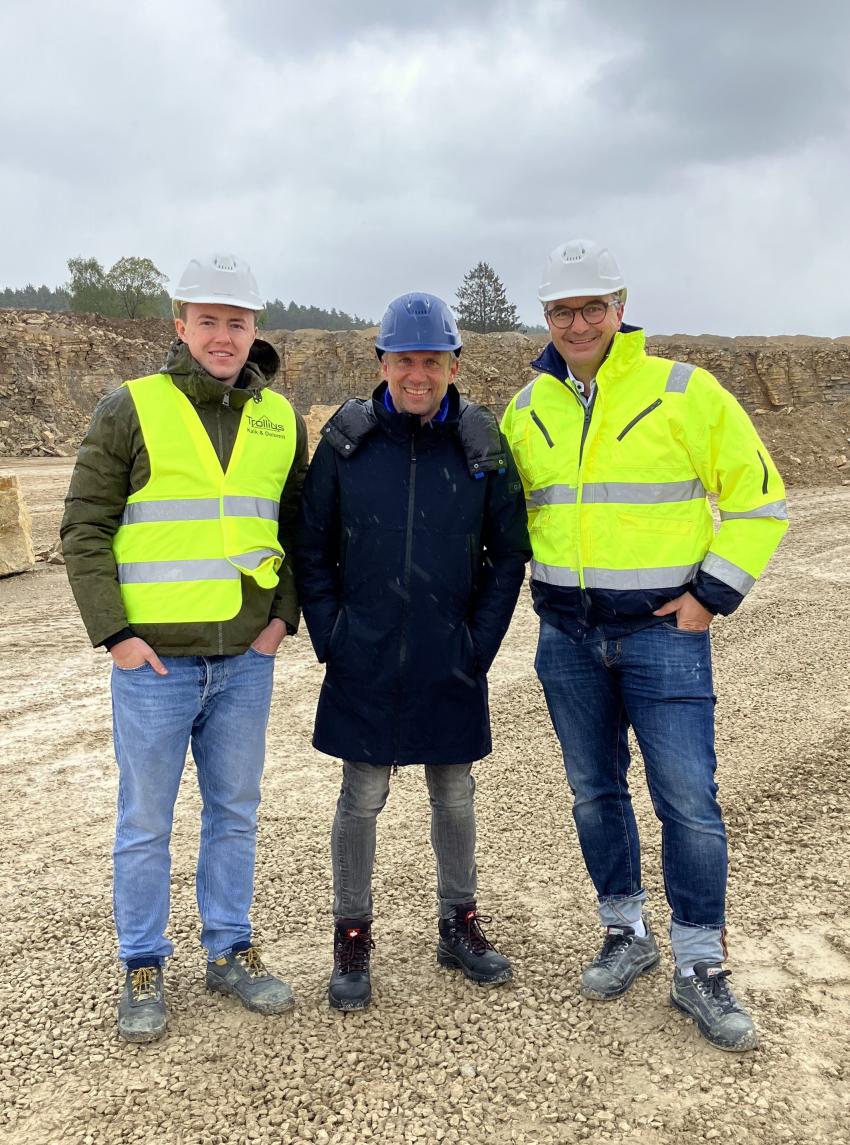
535, 620, 728, 967
110, 650, 275, 965
332, 760, 477, 920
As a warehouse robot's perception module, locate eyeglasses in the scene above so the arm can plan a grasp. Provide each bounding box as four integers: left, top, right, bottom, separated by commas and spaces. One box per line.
544, 300, 619, 329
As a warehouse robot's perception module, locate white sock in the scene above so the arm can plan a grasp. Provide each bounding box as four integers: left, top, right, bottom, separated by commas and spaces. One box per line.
679, 965, 696, 977
631, 917, 646, 939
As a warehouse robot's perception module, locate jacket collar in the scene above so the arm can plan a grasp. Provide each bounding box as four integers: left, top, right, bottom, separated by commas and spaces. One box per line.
531, 324, 646, 384
372, 381, 461, 439
162, 337, 281, 408
321, 382, 506, 477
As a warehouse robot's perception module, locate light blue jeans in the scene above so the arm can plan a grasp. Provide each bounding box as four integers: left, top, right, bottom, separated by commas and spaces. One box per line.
332, 760, 478, 921
110, 649, 275, 965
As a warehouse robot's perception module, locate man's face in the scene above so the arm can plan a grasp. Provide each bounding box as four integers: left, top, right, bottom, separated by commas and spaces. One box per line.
545, 294, 624, 377
381, 350, 459, 420
174, 303, 257, 386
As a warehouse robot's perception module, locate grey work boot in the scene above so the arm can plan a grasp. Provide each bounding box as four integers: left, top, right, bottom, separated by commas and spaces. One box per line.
580, 921, 661, 1000
206, 946, 295, 1015
118, 965, 167, 1043
671, 962, 758, 1051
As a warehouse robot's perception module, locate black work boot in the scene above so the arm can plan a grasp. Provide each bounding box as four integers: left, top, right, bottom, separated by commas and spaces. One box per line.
329, 920, 374, 1011
437, 903, 513, 986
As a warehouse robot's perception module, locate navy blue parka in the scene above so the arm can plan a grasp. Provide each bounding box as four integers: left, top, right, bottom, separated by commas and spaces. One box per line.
295, 383, 531, 766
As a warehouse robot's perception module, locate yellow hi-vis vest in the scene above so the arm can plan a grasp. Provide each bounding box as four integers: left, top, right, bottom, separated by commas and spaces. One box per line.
500, 329, 788, 597
112, 373, 297, 624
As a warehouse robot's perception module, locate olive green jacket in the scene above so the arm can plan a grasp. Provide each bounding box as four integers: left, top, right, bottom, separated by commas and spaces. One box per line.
61, 339, 309, 656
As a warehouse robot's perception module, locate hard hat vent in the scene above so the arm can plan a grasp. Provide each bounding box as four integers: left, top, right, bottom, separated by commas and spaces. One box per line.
212, 254, 238, 272
406, 296, 432, 318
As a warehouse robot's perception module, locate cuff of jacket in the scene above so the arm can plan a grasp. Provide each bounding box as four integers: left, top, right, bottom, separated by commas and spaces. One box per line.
100, 627, 135, 650
691, 572, 744, 617
269, 600, 300, 633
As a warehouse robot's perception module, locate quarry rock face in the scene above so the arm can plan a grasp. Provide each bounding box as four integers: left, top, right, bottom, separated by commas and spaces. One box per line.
0, 473, 35, 576
1, 311, 849, 485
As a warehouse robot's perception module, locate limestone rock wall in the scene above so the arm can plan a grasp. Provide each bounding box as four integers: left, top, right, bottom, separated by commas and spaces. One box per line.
1, 310, 849, 464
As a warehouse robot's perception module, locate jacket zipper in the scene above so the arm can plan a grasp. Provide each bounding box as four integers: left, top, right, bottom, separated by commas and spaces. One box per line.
577, 388, 597, 467
576, 387, 598, 592
617, 399, 662, 441
757, 450, 769, 494
394, 434, 418, 763
530, 410, 555, 448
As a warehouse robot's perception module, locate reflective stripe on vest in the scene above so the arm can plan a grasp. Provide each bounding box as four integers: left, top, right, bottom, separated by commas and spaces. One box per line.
112, 374, 297, 624
120, 495, 280, 525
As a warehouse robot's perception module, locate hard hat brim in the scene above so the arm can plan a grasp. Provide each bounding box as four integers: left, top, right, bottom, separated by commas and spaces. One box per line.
538, 286, 627, 304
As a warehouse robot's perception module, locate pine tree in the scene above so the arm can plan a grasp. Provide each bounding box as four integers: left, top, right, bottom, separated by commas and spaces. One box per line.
454, 261, 520, 334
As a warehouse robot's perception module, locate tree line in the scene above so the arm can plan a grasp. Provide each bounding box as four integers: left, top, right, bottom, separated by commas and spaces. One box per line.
2, 256, 540, 334
0, 256, 373, 330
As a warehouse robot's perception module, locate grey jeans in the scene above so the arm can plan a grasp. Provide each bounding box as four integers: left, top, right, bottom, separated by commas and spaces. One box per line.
332, 760, 477, 921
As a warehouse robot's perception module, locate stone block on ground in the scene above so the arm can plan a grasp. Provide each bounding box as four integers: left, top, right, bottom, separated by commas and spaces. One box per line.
0, 474, 36, 576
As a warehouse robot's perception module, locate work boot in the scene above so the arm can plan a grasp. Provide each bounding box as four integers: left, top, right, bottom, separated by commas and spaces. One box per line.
671, 962, 758, 1051
206, 946, 294, 1015
580, 921, 661, 1000
437, 903, 512, 986
329, 920, 374, 1011
118, 965, 167, 1043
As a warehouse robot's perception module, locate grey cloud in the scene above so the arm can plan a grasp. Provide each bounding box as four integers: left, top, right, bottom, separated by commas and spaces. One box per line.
1, 0, 848, 337
221, 0, 503, 55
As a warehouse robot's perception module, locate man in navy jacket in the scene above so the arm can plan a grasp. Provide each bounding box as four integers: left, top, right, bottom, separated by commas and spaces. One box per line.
296, 292, 530, 1010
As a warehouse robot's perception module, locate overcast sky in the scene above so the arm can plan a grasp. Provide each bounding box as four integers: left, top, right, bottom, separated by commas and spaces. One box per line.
2, 0, 848, 336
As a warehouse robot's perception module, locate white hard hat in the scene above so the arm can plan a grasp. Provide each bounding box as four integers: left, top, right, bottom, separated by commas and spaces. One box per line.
538, 239, 626, 304
172, 253, 264, 314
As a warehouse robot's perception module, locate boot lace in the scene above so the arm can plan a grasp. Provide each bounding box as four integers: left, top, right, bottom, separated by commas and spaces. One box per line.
594, 931, 634, 966
130, 966, 160, 1002
234, 947, 270, 979
461, 910, 496, 955
335, 927, 374, 974
695, 969, 739, 1015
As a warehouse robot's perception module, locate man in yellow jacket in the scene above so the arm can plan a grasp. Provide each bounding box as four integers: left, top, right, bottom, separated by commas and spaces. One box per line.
501, 239, 787, 1051
62, 255, 308, 1042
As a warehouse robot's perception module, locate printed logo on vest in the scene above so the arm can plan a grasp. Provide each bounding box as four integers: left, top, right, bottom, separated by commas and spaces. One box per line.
245, 412, 287, 438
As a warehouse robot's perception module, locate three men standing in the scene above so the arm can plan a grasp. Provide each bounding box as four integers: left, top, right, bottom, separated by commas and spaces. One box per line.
501, 240, 787, 1050
62, 255, 308, 1041
296, 293, 530, 1009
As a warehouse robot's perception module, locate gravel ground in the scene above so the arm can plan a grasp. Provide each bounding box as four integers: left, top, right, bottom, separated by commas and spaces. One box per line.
1, 460, 849, 1145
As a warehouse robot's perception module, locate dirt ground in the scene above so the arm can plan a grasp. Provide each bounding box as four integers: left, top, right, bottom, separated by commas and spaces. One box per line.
1, 458, 849, 1145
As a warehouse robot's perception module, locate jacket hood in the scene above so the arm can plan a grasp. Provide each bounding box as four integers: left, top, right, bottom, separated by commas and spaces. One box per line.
162, 337, 281, 407
531, 323, 644, 382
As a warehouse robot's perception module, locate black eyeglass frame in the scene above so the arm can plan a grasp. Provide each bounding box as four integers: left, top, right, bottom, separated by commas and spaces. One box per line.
543, 299, 621, 330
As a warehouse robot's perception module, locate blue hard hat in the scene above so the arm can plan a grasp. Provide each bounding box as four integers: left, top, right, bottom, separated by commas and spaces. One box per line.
375, 292, 462, 359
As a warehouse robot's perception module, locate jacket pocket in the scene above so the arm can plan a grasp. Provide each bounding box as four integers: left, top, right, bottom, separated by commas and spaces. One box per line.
324, 608, 347, 663
617, 399, 662, 441
530, 410, 555, 448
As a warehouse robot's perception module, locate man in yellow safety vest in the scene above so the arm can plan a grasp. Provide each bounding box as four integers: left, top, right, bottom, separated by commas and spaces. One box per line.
501, 239, 787, 1051
62, 254, 307, 1042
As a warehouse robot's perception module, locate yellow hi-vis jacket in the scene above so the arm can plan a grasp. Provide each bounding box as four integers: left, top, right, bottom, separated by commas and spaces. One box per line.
500, 328, 787, 614
112, 373, 297, 624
